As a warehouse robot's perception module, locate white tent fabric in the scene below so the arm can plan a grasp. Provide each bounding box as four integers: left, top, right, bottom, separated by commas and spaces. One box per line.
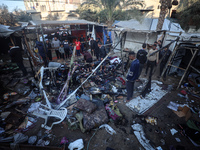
91, 25, 96, 40
0, 25, 15, 37
115, 18, 153, 31
150, 18, 184, 32
115, 18, 184, 33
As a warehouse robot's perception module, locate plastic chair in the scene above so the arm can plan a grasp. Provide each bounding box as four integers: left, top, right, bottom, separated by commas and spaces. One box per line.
33, 104, 67, 130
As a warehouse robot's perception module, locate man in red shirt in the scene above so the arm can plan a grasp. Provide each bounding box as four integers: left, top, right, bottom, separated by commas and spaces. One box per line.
75, 39, 81, 56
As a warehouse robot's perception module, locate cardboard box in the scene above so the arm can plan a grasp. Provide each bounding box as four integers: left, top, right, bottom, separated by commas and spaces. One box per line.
173, 106, 192, 121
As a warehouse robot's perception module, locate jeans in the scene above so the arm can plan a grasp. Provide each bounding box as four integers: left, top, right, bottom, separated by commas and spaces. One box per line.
60, 53, 64, 59
126, 80, 135, 100
145, 60, 155, 78
47, 50, 52, 61
76, 50, 81, 56
96, 52, 100, 60
138, 63, 144, 78
64, 48, 70, 59
55, 50, 60, 59
16, 62, 27, 76
160, 61, 167, 77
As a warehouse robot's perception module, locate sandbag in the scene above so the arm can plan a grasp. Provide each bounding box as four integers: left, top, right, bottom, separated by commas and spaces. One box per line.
83, 107, 108, 131
74, 98, 97, 114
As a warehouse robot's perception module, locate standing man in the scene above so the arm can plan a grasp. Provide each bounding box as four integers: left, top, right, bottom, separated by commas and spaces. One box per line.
157, 40, 162, 49
145, 44, 159, 78
83, 50, 93, 72
126, 52, 140, 102
136, 43, 148, 79
52, 37, 61, 59
80, 35, 85, 53
8, 43, 28, 77
90, 37, 95, 57
75, 39, 81, 57
105, 38, 111, 53
63, 39, 70, 59
98, 42, 106, 60
158, 47, 171, 80
36, 41, 48, 66
94, 38, 100, 60
46, 40, 52, 61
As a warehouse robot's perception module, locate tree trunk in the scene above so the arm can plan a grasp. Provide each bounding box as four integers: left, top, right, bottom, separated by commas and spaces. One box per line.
156, 0, 168, 31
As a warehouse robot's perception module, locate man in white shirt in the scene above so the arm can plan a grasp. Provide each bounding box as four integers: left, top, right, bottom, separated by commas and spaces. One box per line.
52, 37, 61, 59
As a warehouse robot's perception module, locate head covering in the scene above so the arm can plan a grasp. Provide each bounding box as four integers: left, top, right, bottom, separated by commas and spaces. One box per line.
142, 43, 146, 48
129, 51, 135, 55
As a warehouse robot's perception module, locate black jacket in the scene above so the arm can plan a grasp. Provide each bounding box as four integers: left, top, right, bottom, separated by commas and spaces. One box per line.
94, 41, 99, 53
136, 49, 148, 64
100, 46, 106, 59
46, 42, 52, 50
90, 40, 95, 50
9, 46, 23, 63
160, 49, 171, 63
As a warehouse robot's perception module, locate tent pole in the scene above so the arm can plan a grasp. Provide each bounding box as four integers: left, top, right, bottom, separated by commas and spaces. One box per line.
10, 36, 15, 46
121, 32, 127, 75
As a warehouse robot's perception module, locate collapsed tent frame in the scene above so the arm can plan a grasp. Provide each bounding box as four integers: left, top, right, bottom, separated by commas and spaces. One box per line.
161, 42, 200, 89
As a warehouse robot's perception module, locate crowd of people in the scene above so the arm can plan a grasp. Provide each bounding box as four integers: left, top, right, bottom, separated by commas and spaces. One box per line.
33, 35, 112, 66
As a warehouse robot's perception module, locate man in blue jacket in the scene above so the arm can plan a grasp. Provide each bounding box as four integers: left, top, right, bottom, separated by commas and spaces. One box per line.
126, 51, 140, 102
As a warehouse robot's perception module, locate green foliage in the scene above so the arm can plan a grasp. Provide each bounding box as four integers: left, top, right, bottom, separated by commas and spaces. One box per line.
14, 8, 32, 22
177, 0, 199, 12
47, 14, 59, 20
177, 1, 200, 31
77, 0, 144, 27
0, 4, 32, 26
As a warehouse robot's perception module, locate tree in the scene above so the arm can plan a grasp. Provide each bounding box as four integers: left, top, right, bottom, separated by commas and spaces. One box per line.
13, 8, 32, 22
0, 4, 32, 26
77, 0, 144, 27
0, 4, 16, 26
176, 0, 200, 31
156, 0, 170, 31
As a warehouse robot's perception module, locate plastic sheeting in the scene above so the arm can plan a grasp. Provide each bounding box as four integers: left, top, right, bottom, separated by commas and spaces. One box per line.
126, 80, 167, 114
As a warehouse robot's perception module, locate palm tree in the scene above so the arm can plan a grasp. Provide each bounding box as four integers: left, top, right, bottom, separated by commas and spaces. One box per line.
156, 0, 170, 31
79, 0, 144, 27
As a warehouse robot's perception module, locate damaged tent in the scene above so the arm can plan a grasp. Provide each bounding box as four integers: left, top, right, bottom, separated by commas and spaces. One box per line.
112, 18, 184, 53
0, 24, 25, 54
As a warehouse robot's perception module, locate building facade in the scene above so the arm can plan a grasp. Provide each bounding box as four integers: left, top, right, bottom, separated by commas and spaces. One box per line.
24, 0, 86, 20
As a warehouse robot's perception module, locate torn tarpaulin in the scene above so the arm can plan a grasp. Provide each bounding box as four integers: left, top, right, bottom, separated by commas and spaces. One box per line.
126, 80, 167, 114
